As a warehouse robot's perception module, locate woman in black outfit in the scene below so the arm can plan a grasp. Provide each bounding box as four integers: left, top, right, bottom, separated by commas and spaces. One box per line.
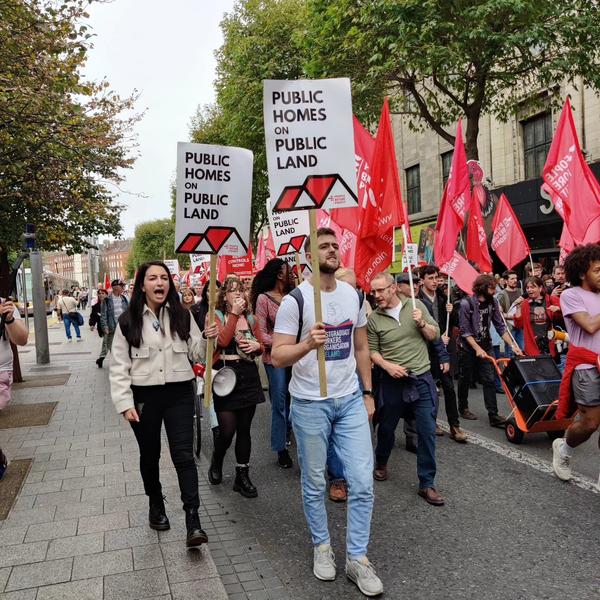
109, 261, 213, 547
89, 288, 107, 368
208, 276, 265, 497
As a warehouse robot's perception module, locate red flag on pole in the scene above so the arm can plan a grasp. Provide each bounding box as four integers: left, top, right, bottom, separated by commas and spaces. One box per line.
439, 251, 479, 294
491, 193, 529, 270
542, 97, 600, 245
367, 98, 409, 236
104, 273, 111, 290
434, 120, 471, 265
466, 196, 492, 272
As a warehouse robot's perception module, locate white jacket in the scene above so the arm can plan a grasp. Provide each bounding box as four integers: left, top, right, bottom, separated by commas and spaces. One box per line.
109, 304, 206, 414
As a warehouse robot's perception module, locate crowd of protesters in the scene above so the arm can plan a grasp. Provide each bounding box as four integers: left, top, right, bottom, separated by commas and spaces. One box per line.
7, 233, 592, 597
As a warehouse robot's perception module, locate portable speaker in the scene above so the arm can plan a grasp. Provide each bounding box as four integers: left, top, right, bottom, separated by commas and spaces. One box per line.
502, 356, 562, 427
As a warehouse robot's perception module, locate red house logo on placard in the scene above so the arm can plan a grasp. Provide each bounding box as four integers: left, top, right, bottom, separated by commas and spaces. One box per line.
176, 226, 248, 255
274, 174, 357, 211
276, 234, 307, 256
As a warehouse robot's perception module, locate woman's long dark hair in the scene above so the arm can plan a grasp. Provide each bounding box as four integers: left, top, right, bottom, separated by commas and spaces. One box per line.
120, 261, 189, 348
250, 258, 289, 312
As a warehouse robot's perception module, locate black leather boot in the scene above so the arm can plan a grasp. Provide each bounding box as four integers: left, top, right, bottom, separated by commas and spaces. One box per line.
233, 466, 257, 498
208, 452, 224, 485
148, 494, 170, 531
185, 508, 208, 547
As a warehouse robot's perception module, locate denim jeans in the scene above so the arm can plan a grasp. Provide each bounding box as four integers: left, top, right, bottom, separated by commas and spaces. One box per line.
327, 439, 344, 482
512, 328, 524, 351
376, 373, 437, 489
291, 389, 373, 558
63, 314, 81, 340
264, 363, 290, 452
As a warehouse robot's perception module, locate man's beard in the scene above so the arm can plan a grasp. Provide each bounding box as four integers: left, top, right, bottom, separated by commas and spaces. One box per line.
319, 258, 339, 274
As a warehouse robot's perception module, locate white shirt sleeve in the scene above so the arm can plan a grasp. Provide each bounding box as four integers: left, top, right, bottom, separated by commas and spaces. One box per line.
273, 295, 300, 336
356, 298, 367, 328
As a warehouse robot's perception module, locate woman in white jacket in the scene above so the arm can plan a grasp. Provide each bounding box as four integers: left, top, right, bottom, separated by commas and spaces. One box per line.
110, 261, 214, 547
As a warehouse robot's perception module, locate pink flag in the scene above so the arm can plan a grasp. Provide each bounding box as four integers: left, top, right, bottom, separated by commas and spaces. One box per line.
491, 193, 529, 270
434, 120, 471, 265
466, 196, 492, 272
439, 251, 479, 294
542, 98, 600, 244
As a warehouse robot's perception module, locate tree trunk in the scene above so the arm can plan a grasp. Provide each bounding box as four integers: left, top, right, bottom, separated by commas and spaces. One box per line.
464, 114, 480, 161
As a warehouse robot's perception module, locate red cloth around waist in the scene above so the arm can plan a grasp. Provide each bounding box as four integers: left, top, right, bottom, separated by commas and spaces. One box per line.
556, 345, 599, 419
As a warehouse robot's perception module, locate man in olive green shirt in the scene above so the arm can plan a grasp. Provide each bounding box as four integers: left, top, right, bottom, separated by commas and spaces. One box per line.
367, 272, 444, 506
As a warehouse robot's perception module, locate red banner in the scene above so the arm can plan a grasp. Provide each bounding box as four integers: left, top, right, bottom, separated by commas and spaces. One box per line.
466, 194, 492, 272
218, 247, 254, 281
542, 98, 600, 245
491, 193, 530, 270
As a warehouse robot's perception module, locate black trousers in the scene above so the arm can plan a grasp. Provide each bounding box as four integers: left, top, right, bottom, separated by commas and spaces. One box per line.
457, 348, 498, 417
430, 360, 460, 427
130, 380, 199, 510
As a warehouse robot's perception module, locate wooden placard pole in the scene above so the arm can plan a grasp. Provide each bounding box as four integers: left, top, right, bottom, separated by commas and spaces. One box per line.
528, 253, 535, 276
402, 224, 417, 310
308, 209, 327, 398
204, 254, 218, 408
295, 252, 303, 283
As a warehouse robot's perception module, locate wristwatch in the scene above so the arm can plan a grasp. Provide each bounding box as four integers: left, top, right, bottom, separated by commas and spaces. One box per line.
362, 390, 373, 396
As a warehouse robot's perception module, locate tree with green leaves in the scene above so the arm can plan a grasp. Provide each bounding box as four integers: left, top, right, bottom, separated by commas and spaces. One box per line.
0, 0, 139, 294
190, 0, 306, 240
303, 0, 600, 159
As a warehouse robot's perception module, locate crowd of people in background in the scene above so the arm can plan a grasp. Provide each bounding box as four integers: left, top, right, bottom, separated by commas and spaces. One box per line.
4, 235, 595, 598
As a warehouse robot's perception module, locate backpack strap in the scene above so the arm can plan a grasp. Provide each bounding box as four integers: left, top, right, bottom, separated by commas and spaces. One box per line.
289, 287, 304, 344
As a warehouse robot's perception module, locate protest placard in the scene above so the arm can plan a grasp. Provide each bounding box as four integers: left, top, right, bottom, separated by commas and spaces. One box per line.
263, 78, 358, 213
175, 142, 253, 256
190, 254, 211, 274
163, 259, 180, 276
266, 199, 309, 257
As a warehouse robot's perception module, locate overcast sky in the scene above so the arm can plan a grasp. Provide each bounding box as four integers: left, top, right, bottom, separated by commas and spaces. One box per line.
84, 0, 236, 238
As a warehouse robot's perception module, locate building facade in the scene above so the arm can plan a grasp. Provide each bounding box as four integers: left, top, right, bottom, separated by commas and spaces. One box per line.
392, 78, 600, 273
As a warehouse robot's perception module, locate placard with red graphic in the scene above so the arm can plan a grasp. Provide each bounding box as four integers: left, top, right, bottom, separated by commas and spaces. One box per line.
266, 199, 309, 256
175, 142, 253, 256
263, 78, 358, 213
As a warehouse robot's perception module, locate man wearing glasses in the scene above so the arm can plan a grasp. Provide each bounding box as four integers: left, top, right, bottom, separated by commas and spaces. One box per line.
367, 272, 444, 506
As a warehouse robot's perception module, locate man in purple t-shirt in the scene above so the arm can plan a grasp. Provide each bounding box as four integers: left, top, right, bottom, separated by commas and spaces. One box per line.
553, 244, 600, 483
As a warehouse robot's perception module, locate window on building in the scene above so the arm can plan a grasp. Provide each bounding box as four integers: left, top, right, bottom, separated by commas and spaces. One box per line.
441, 151, 453, 187
522, 111, 552, 180
405, 165, 421, 214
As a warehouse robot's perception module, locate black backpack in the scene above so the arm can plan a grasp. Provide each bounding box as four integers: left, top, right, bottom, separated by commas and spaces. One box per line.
289, 286, 365, 343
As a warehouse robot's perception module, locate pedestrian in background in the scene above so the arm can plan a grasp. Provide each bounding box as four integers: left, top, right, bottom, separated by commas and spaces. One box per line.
181, 287, 196, 311
90, 289, 108, 367
109, 261, 209, 547
58, 290, 82, 342
99, 280, 128, 363
251, 258, 294, 469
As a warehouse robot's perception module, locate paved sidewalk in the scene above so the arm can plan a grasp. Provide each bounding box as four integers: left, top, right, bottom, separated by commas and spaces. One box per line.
0, 319, 228, 600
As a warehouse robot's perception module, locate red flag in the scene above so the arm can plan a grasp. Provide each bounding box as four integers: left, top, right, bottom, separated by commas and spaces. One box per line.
104, 273, 111, 291
330, 116, 374, 234
255, 234, 268, 271
367, 98, 409, 236
542, 98, 600, 244
491, 193, 530, 270
439, 251, 479, 294
466, 196, 492, 272
434, 120, 471, 265
354, 230, 395, 292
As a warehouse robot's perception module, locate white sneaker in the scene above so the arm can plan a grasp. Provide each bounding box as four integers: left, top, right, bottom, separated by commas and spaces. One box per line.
346, 556, 383, 597
76, 338, 83, 342
313, 544, 336, 581
67, 338, 73, 343
552, 438, 572, 481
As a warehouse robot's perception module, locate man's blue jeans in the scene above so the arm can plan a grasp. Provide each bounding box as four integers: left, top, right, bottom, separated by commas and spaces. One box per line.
291, 389, 374, 559
327, 440, 344, 482
264, 363, 290, 452
63, 314, 81, 340
375, 373, 437, 489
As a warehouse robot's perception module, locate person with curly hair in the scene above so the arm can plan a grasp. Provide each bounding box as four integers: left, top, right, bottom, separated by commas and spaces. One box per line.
553, 244, 600, 482
457, 274, 523, 427
208, 276, 265, 497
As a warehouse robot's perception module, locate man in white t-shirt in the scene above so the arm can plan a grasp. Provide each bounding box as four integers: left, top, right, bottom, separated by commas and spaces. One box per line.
272, 227, 382, 597
0, 298, 29, 410
552, 244, 600, 482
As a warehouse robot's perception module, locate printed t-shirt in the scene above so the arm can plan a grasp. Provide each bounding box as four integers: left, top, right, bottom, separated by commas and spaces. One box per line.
529, 298, 548, 340
0, 303, 21, 372
274, 280, 366, 400
560, 287, 600, 369
476, 301, 492, 349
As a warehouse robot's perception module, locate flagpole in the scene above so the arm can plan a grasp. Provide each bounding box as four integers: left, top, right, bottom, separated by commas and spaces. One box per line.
402, 224, 416, 309
295, 252, 303, 284
528, 253, 535, 276
445, 273, 451, 337
499, 310, 519, 350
